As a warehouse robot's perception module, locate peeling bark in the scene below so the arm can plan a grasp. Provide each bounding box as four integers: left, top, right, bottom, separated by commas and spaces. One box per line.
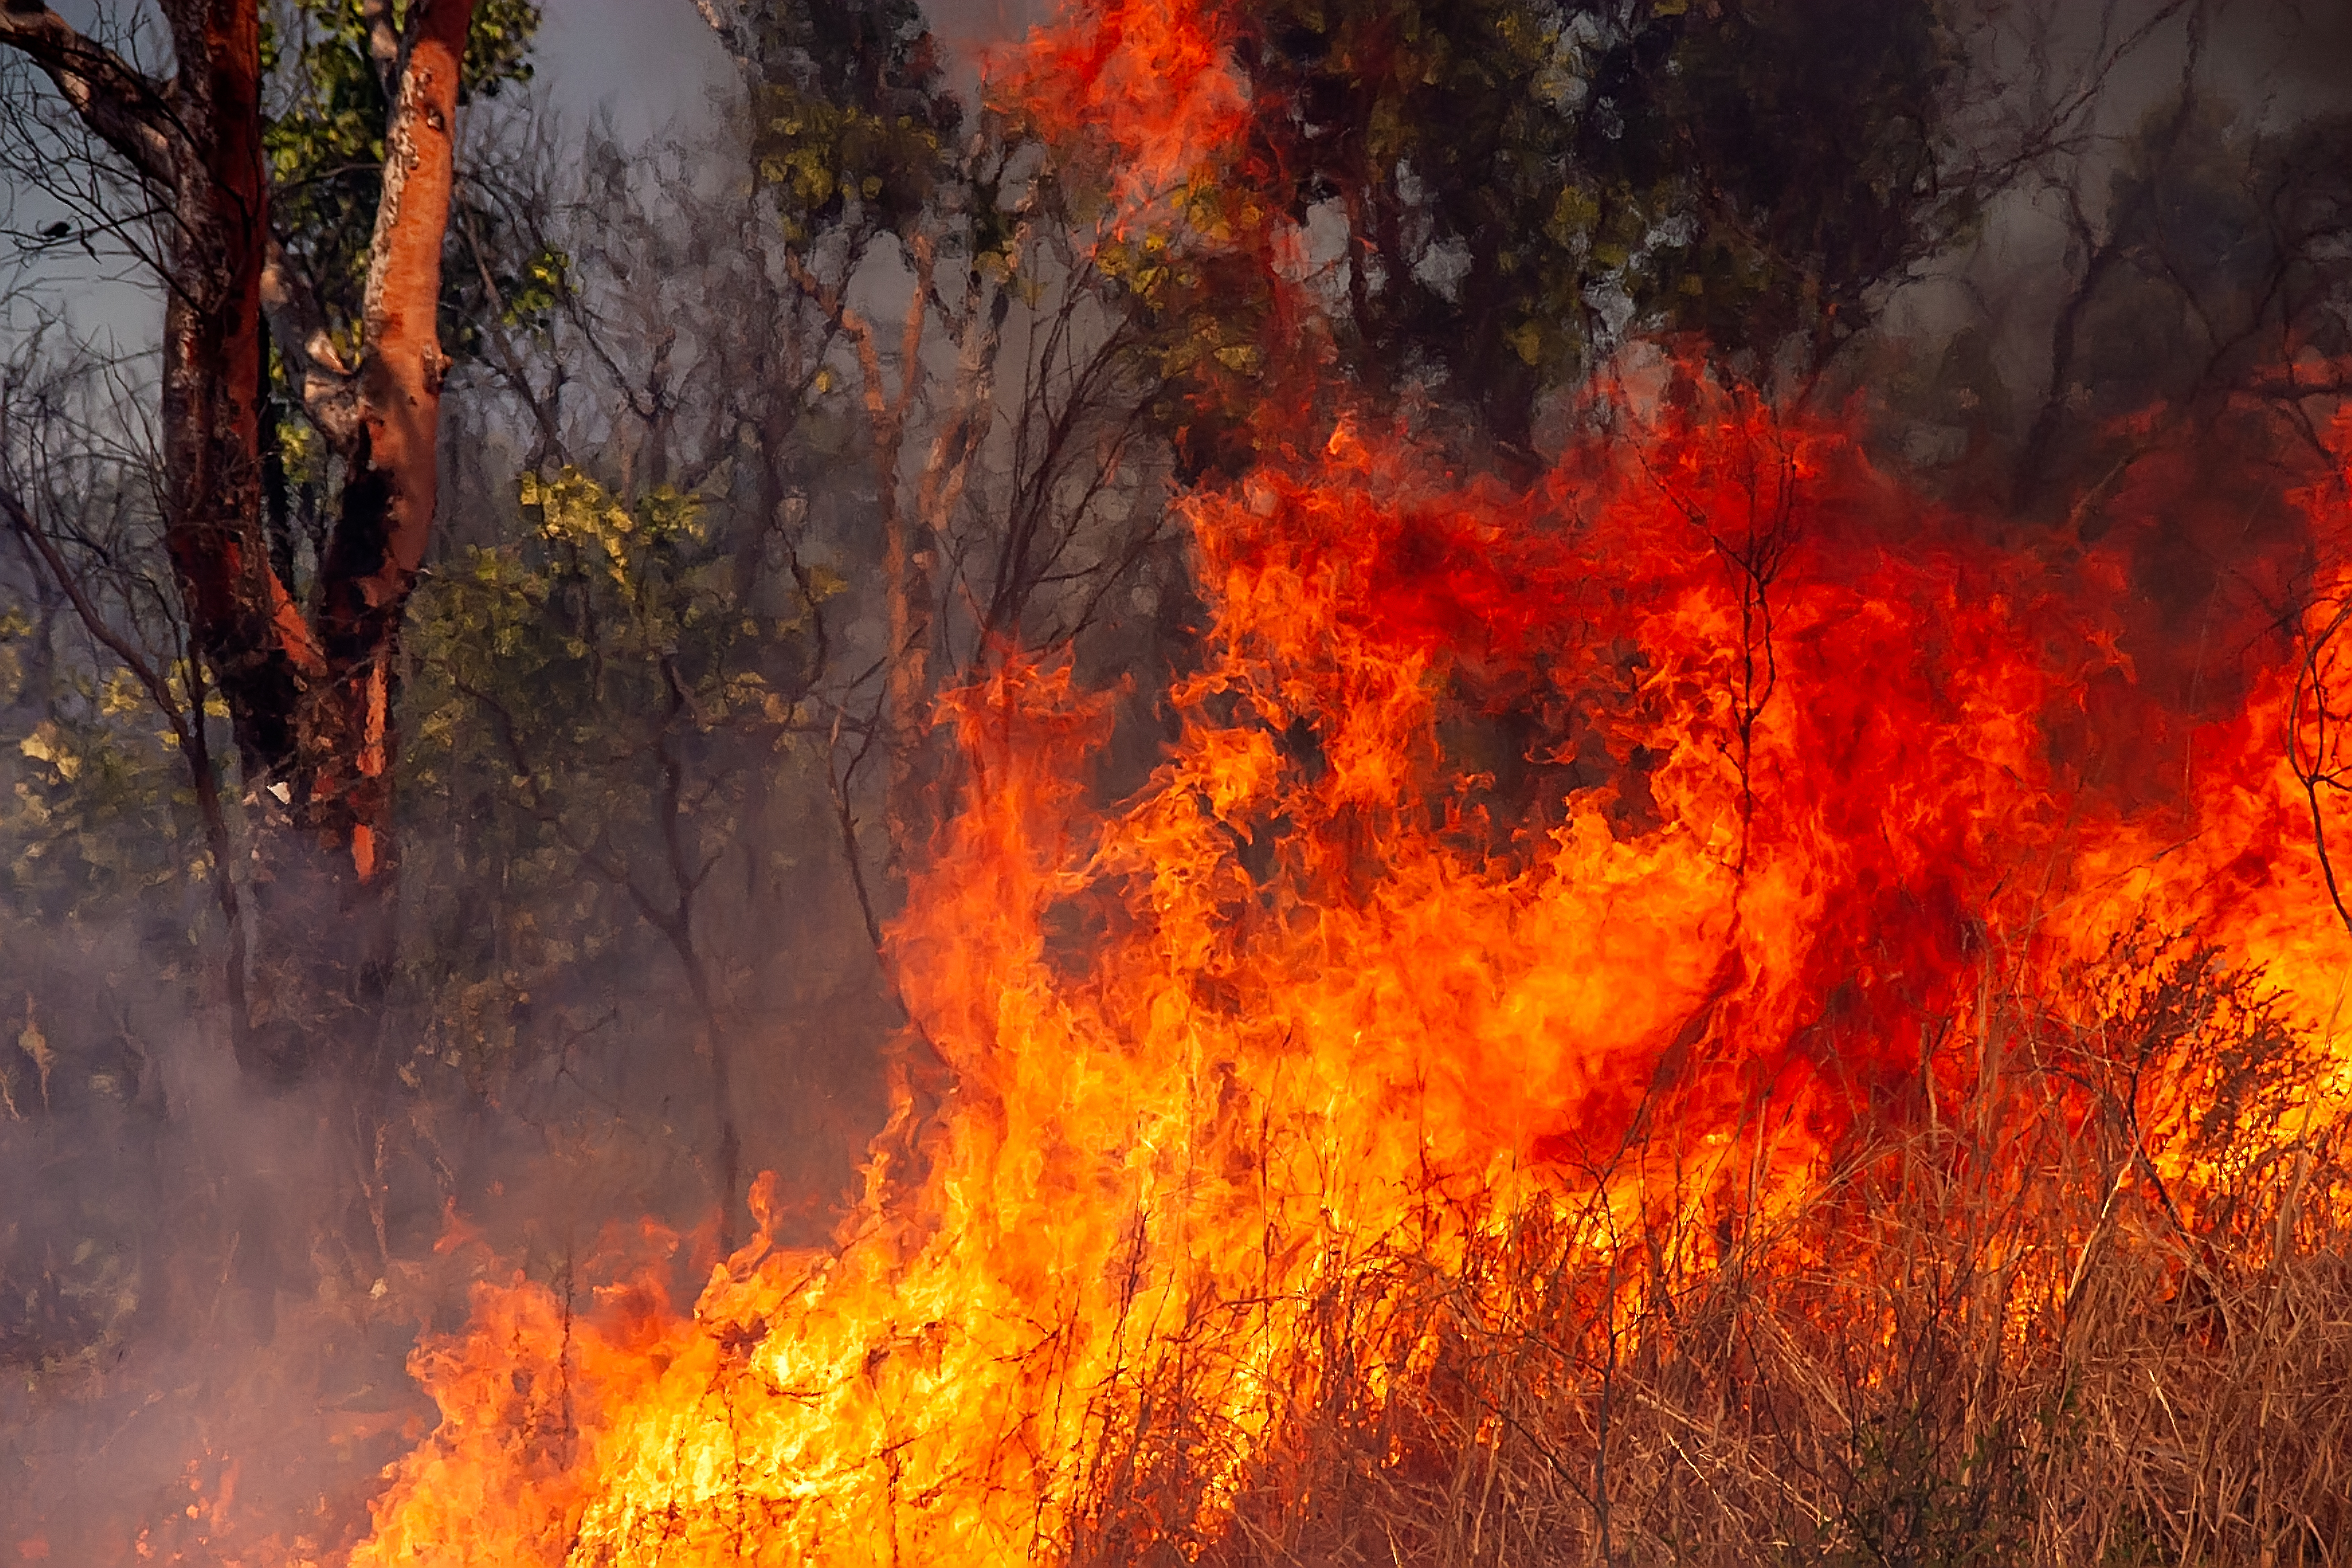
301, 0, 474, 887
246, 0, 476, 1081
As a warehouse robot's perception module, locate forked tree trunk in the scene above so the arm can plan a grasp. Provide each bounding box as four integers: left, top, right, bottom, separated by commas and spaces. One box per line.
3, 0, 477, 1083
250, 0, 475, 1083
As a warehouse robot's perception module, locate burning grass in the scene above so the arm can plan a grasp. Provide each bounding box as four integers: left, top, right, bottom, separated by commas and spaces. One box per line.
12, 3, 2352, 1563
1071, 931, 2352, 1568
357, 924, 2352, 1567
341, 393, 2352, 1565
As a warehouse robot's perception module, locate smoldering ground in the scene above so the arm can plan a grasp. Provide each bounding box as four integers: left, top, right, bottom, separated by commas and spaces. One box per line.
1, 814, 896, 1559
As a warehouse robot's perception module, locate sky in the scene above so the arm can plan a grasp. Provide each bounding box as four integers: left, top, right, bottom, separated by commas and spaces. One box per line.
530, 0, 1052, 140
534, 0, 734, 142
11, 0, 740, 334
522, 0, 1078, 136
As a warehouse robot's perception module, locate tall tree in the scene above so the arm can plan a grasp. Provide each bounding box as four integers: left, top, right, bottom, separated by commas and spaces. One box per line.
0, 0, 499, 1078
698, 0, 975, 873
1181, 0, 1973, 452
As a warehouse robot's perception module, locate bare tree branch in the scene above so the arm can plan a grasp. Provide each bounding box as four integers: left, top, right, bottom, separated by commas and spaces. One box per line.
358, 0, 401, 100
0, 3, 181, 194
3, 475, 251, 1046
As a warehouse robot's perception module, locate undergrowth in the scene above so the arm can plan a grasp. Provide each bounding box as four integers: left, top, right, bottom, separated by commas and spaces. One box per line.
1064, 931, 2352, 1568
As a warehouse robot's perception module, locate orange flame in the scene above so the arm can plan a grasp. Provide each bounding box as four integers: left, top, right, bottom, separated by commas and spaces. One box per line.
342, 1, 2352, 1559
346, 382, 2352, 1563
991, 0, 1247, 226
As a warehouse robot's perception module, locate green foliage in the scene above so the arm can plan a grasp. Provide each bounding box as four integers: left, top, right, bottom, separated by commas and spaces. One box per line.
737, 0, 963, 244
1658, 0, 1969, 360
262, 0, 558, 369
757, 85, 952, 246
1186, 0, 1971, 444
1, 648, 211, 929
0, 606, 26, 709
1090, 204, 1285, 478
456, 0, 540, 93
497, 242, 567, 329
399, 469, 836, 1078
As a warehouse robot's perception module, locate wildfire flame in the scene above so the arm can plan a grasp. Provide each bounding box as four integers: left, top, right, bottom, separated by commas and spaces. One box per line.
997, 0, 1247, 226
342, 5, 2352, 1563
342, 385, 2352, 1561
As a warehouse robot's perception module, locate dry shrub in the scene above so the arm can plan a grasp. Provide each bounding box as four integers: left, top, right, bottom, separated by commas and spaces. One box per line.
1064, 932, 2352, 1567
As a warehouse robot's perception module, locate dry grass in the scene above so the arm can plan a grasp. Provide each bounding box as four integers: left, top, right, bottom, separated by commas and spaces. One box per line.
1063, 933, 2352, 1568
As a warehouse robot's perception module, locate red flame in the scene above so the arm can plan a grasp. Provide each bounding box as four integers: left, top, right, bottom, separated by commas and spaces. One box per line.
993, 0, 1248, 223
339, 373, 2352, 1561
338, 1, 2352, 1561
